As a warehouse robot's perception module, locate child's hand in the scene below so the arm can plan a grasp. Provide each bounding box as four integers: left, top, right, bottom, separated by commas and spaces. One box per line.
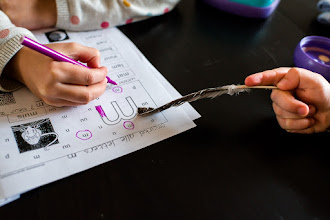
245, 67, 330, 133
0, 0, 56, 30
4, 42, 108, 107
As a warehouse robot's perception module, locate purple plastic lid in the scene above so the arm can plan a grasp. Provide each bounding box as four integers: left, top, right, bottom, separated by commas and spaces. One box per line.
294, 36, 330, 82
202, 0, 280, 18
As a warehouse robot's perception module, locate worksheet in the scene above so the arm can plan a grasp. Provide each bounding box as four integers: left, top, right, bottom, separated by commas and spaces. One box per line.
0, 28, 199, 206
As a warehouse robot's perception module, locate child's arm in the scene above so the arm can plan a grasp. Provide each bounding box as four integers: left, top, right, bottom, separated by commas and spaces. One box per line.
0, 11, 107, 106
0, 0, 57, 30
4, 43, 108, 107
245, 67, 330, 133
1, 0, 180, 31
0, 10, 38, 91
56, 0, 180, 31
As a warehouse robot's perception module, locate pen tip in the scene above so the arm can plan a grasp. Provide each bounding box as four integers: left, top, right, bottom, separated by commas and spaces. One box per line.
106, 76, 117, 85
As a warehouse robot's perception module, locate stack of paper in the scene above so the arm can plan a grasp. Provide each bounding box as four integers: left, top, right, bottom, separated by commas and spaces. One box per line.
0, 28, 200, 206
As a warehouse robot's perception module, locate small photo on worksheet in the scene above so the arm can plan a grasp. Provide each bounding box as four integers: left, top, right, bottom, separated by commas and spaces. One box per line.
11, 118, 59, 153
45, 29, 69, 42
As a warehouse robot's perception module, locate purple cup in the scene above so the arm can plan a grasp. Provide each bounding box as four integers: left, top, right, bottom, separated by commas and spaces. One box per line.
202, 0, 280, 18
294, 36, 330, 82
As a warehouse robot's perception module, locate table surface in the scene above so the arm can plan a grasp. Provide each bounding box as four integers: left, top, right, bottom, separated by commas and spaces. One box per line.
1, 0, 329, 219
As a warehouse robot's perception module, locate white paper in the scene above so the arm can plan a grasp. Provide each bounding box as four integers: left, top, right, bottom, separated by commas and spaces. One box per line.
0, 194, 20, 207
122, 34, 201, 120
0, 28, 197, 205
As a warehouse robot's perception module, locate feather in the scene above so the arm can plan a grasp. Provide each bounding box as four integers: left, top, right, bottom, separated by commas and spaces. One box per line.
137, 84, 277, 116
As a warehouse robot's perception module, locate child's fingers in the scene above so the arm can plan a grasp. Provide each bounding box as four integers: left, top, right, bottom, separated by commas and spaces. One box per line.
61, 66, 107, 85
86, 54, 102, 68
307, 105, 317, 116
50, 79, 107, 104
42, 97, 87, 107
271, 89, 310, 116
273, 102, 316, 119
276, 67, 324, 91
276, 116, 315, 131
276, 68, 301, 90
245, 67, 290, 86
48, 43, 101, 68
70, 44, 101, 68
55, 62, 107, 85
288, 127, 316, 134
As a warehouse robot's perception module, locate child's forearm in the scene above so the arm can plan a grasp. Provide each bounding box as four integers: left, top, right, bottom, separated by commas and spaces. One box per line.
0, 11, 37, 92
55, 0, 180, 31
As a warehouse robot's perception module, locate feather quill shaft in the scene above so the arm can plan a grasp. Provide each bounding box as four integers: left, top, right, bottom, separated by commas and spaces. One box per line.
137, 85, 277, 116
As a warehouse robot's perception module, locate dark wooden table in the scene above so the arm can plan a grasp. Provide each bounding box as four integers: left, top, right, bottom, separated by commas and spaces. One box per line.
1, 0, 329, 219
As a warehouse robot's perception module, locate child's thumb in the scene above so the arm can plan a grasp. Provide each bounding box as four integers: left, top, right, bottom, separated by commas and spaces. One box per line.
276, 68, 301, 90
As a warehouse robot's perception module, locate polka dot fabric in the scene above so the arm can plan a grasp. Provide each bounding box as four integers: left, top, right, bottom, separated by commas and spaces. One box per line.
101, 21, 110, 28
0, 29, 10, 38
126, 18, 133, 24
55, 0, 181, 31
123, 0, 131, 7
70, 16, 80, 25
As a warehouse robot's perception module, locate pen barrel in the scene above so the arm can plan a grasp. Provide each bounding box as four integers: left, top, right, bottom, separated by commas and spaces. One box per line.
20, 36, 89, 69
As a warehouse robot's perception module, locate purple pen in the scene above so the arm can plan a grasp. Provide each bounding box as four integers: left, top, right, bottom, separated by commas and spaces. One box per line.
20, 36, 117, 85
